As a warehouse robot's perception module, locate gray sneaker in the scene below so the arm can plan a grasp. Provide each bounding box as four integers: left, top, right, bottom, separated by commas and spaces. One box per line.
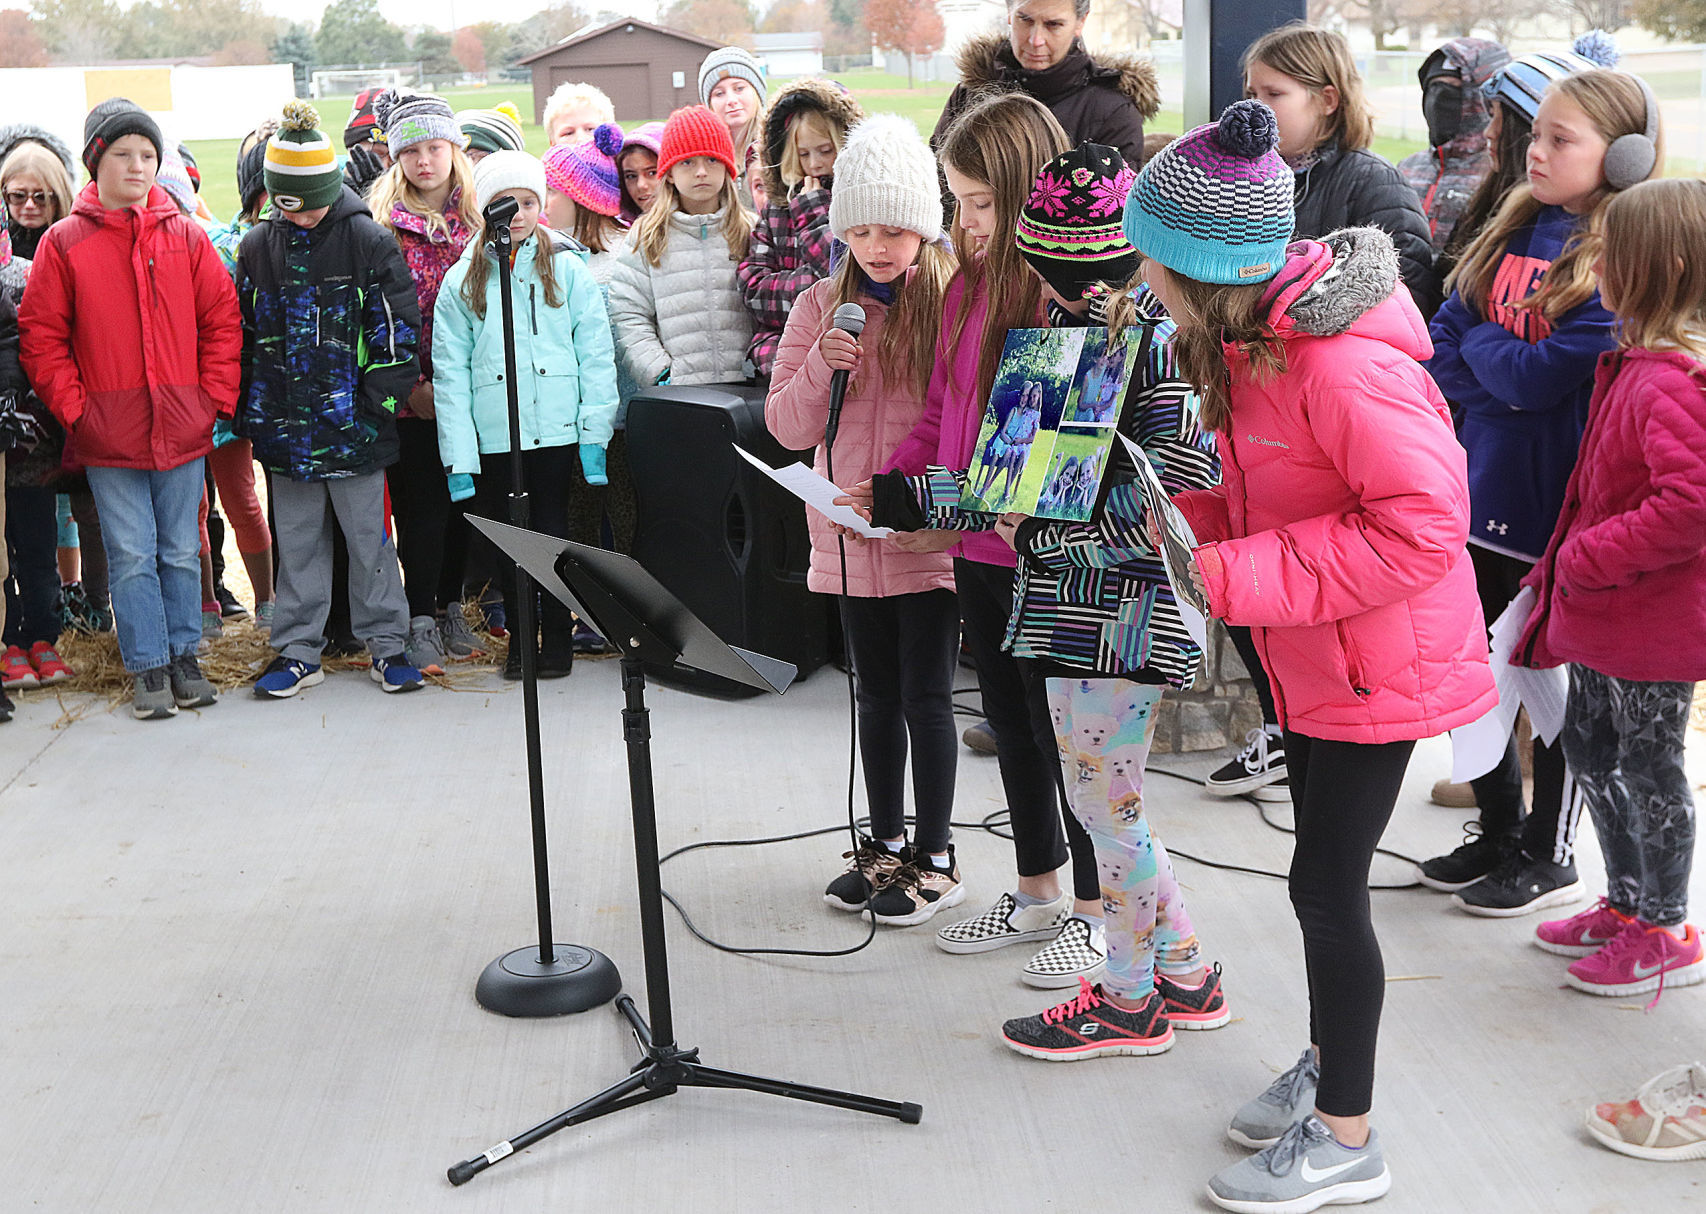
1207, 1116, 1390, 1213
1228, 1048, 1320, 1149
132, 667, 177, 720
439, 607, 485, 659
169, 652, 218, 708
405, 615, 448, 675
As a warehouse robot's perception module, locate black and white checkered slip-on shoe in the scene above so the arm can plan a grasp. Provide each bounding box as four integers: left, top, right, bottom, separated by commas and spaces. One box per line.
1020, 915, 1108, 989
935, 891, 1069, 954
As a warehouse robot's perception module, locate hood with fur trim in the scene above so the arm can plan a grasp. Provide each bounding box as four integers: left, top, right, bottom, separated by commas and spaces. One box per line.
1255, 227, 1432, 365
0, 123, 76, 175
954, 33, 1160, 120
758, 76, 864, 203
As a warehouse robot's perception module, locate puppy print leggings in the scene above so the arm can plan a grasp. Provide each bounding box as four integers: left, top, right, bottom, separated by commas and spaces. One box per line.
1046, 677, 1201, 999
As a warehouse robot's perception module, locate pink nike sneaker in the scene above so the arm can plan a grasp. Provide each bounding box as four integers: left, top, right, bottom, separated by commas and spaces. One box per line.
1535, 897, 1634, 957
1566, 919, 1704, 999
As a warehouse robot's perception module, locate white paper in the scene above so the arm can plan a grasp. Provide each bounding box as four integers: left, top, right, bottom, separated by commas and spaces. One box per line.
1116, 433, 1209, 651
733, 445, 895, 539
1449, 586, 1570, 781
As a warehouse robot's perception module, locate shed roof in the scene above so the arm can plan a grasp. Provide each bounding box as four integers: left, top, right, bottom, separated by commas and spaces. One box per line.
516, 17, 726, 66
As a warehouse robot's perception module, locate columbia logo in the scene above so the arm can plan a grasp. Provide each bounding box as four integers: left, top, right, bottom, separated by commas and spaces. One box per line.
1246, 435, 1290, 449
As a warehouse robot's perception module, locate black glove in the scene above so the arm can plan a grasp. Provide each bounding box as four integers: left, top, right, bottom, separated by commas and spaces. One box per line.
343, 144, 385, 196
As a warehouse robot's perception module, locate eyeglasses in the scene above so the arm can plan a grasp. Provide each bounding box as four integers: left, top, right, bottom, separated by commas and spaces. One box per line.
3, 189, 49, 208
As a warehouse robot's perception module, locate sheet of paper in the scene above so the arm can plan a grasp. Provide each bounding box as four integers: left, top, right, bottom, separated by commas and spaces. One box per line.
733, 445, 894, 539
1117, 433, 1209, 651
1449, 585, 1569, 781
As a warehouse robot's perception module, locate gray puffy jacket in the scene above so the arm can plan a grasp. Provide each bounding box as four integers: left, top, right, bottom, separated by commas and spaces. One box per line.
608, 211, 754, 387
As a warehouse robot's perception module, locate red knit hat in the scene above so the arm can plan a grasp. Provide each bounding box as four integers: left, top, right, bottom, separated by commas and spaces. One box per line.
657, 105, 737, 179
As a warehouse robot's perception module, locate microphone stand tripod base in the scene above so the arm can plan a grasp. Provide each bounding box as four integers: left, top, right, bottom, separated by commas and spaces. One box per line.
475, 945, 622, 1018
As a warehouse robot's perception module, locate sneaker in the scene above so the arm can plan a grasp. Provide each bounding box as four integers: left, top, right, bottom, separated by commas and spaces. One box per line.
1431, 777, 1478, 809
200, 603, 224, 652
131, 667, 177, 720
571, 618, 614, 654
538, 627, 574, 679
1228, 1049, 1320, 1149
1157, 961, 1231, 1029
404, 615, 447, 676
1205, 728, 1287, 797
1207, 1116, 1390, 1213
865, 846, 966, 926
1021, 916, 1108, 989
371, 652, 425, 693
1000, 977, 1173, 1060
962, 719, 998, 755
1416, 822, 1518, 892
57, 581, 91, 633
824, 836, 910, 911
168, 652, 218, 708
86, 598, 114, 634
28, 641, 73, 685
323, 632, 364, 659
1535, 897, 1637, 958
0, 685, 12, 723
936, 890, 1069, 954
1566, 919, 1705, 999
1451, 851, 1584, 918
254, 656, 324, 699
440, 608, 485, 659
1586, 1061, 1706, 1162
1250, 775, 1291, 804
1, 644, 40, 690
255, 600, 275, 636
215, 584, 249, 620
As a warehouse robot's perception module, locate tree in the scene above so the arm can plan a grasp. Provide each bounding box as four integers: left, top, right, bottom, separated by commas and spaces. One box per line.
659, 0, 755, 45
826, 0, 867, 56
0, 8, 49, 65
1113, 0, 1181, 42
29, 0, 122, 61
116, 0, 277, 60
508, 0, 588, 60
1553, 0, 1631, 30
413, 28, 457, 77
452, 26, 485, 74
1636, 0, 1706, 38
272, 21, 316, 94
316, 0, 407, 66
865, 0, 943, 87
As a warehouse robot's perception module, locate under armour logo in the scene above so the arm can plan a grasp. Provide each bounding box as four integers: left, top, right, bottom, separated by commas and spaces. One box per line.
1486, 521, 1509, 535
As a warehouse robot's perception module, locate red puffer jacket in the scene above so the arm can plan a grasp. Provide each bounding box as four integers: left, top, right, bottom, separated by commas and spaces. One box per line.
19, 183, 241, 471
1514, 349, 1706, 682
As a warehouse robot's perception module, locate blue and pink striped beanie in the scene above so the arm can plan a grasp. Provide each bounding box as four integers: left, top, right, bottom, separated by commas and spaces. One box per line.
1123, 100, 1293, 286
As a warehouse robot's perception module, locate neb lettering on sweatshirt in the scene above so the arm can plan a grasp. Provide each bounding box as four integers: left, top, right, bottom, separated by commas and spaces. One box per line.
1487, 252, 1554, 342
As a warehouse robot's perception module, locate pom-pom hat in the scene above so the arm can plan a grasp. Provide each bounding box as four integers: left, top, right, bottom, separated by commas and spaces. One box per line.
265, 100, 343, 212
1483, 31, 1620, 123
542, 123, 625, 217
657, 106, 737, 179
1123, 100, 1293, 286
474, 150, 547, 216
1016, 142, 1138, 301
459, 103, 526, 155
373, 89, 466, 157
827, 114, 942, 242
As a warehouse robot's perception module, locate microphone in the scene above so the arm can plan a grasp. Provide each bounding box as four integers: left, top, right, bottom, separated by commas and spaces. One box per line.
483, 193, 520, 248
824, 302, 866, 455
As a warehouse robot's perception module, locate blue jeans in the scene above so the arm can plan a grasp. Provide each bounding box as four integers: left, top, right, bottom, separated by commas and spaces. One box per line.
86, 460, 205, 672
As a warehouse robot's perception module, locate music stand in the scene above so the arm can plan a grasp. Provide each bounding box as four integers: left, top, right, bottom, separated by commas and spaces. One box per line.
448, 518, 920, 1186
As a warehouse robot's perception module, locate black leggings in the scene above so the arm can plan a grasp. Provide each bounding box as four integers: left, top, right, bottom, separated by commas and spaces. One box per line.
1285, 730, 1415, 1118
389, 418, 468, 617
1229, 624, 1279, 726
472, 445, 582, 641
840, 589, 960, 853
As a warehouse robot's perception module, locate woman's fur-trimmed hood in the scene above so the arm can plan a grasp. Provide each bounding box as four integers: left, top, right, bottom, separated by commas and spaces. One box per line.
0, 123, 76, 175
759, 76, 865, 201
954, 32, 1160, 119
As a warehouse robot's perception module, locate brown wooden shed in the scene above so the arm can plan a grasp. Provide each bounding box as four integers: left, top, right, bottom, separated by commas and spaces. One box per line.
517, 19, 726, 127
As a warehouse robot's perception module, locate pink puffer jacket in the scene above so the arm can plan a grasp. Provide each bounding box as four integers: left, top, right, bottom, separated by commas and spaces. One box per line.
1174, 231, 1495, 744
766, 276, 955, 598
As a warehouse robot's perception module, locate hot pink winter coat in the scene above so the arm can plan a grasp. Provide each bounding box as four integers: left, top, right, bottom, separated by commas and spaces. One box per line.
766, 276, 954, 597
1513, 349, 1706, 683
1173, 231, 1496, 744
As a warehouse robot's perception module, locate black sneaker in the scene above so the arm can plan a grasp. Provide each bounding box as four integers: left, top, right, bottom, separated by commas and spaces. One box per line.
823, 836, 909, 911
1001, 978, 1174, 1060
1205, 728, 1286, 797
865, 845, 966, 926
215, 584, 250, 620
1156, 961, 1231, 1029
1418, 823, 1520, 892
538, 629, 574, 679
1452, 851, 1587, 918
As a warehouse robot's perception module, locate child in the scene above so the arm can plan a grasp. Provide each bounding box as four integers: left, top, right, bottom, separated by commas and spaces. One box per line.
541, 124, 629, 277
0, 129, 76, 259
1421, 68, 1658, 916
236, 103, 424, 698
433, 151, 619, 680
1396, 37, 1510, 255
457, 103, 526, 163
19, 97, 240, 720
370, 89, 484, 672
1514, 177, 1706, 999
738, 79, 863, 377
543, 81, 615, 147
341, 87, 391, 196
607, 107, 754, 388
1121, 102, 1494, 1211
764, 113, 961, 924
617, 123, 664, 223
698, 47, 767, 208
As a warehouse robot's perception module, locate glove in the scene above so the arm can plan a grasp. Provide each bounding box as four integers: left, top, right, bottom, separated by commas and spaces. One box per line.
343, 144, 385, 195
447, 472, 476, 502
655, 369, 670, 385
579, 443, 608, 486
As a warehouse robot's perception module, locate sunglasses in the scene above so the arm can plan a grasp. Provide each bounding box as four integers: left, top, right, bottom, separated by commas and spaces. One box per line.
4, 189, 49, 207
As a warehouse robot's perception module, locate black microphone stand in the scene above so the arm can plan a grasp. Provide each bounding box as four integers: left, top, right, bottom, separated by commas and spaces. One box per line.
472, 197, 619, 1017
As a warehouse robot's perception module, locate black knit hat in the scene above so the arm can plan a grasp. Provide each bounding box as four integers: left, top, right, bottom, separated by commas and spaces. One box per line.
1015, 142, 1140, 301
344, 87, 385, 150
82, 97, 164, 176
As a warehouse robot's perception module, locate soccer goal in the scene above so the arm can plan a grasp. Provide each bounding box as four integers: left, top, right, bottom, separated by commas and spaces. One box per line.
309, 67, 405, 100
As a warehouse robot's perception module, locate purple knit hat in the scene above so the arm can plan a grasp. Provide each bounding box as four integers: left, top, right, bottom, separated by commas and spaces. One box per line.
542, 122, 624, 217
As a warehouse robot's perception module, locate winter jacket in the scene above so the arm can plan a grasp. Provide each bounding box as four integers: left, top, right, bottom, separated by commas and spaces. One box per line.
1514, 349, 1706, 683
235, 186, 420, 482
1397, 38, 1510, 254
433, 229, 619, 476
738, 78, 863, 377
0, 123, 76, 262
765, 273, 954, 598
1292, 140, 1440, 316
1172, 229, 1495, 744
19, 183, 242, 472
607, 209, 753, 387
932, 34, 1159, 170
1426, 204, 1614, 561
385, 189, 473, 412
2, 235, 65, 488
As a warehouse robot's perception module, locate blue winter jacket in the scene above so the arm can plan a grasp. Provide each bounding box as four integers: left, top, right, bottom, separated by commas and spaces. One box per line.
1425, 204, 1614, 561
432, 229, 619, 476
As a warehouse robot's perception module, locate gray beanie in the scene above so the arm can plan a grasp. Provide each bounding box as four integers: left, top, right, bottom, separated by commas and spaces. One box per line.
698, 47, 767, 107
82, 97, 164, 176
828, 114, 943, 242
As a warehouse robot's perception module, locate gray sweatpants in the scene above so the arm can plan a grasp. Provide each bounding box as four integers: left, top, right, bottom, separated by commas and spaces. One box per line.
270, 470, 408, 666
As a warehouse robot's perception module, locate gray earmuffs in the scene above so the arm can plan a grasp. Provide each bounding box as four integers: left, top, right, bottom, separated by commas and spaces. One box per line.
1603, 75, 1659, 191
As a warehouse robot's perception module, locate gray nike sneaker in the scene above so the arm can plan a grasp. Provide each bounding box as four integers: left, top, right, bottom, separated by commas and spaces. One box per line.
1228, 1048, 1320, 1149
1207, 1116, 1389, 1213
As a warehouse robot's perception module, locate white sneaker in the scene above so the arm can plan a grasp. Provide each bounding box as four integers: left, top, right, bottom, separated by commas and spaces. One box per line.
1021, 916, 1108, 989
935, 891, 1068, 954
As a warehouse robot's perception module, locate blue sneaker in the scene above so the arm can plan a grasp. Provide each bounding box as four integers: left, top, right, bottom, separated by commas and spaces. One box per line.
370, 652, 424, 693
254, 656, 324, 699
1207, 1116, 1390, 1213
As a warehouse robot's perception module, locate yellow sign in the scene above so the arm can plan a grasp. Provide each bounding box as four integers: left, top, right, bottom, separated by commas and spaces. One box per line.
85, 68, 174, 114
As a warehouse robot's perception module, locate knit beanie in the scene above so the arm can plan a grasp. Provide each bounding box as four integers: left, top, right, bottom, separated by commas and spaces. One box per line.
1016, 142, 1138, 301
1484, 31, 1619, 123
827, 114, 942, 242
459, 103, 526, 155
264, 100, 344, 213
237, 134, 271, 216
658, 106, 737, 178
698, 46, 767, 107
345, 87, 385, 149
621, 121, 665, 163
82, 97, 164, 176
373, 89, 466, 157
155, 143, 197, 215
1123, 100, 1293, 286
542, 123, 625, 217
474, 150, 547, 216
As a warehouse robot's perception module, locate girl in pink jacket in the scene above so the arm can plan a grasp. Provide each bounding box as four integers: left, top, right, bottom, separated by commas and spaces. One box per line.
1125, 104, 1494, 1212
764, 115, 961, 926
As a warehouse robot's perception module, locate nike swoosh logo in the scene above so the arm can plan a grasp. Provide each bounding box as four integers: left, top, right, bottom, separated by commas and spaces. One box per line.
1633, 960, 1667, 978
1299, 1158, 1363, 1184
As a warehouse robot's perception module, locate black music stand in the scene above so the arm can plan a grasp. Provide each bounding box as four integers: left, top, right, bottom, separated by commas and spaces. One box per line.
448, 518, 920, 1186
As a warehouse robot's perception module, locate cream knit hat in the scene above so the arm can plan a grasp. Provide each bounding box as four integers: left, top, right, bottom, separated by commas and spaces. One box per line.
473, 150, 546, 215
827, 114, 942, 242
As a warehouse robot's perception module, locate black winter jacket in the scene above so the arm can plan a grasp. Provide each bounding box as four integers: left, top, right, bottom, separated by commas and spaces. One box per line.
1292, 141, 1441, 317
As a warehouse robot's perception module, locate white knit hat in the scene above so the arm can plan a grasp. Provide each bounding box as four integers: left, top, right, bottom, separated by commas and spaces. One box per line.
828, 114, 943, 242
473, 150, 546, 215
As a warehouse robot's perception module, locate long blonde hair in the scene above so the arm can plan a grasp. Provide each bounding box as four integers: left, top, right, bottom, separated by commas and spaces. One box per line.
633, 171, 753, 269
1243, 22, 1375, 155
1449, 70, 1662, 324
825, 239, 957, 399
0, 141, 75, 225
458, 222, 564, 322
370, 148, 482, 241
1598, 178, 1706, 359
